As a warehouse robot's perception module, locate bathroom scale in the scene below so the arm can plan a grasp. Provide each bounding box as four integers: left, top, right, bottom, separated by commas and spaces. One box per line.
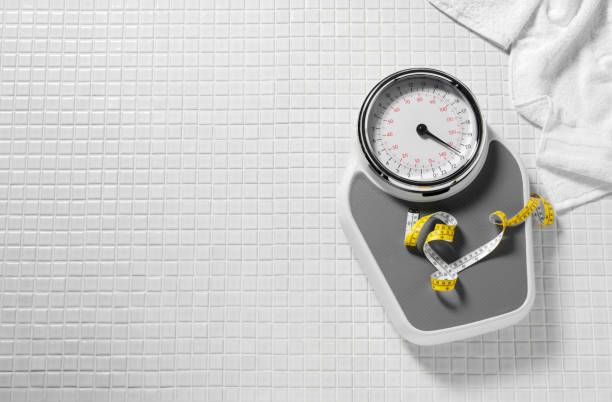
339, 68, 554, 345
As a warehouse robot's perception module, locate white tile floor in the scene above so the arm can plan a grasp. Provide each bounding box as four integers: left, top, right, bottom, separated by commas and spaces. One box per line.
0, 0, 611, 401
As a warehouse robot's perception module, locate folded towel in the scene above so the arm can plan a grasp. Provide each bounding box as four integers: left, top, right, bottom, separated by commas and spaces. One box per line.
429, 0, 612, 213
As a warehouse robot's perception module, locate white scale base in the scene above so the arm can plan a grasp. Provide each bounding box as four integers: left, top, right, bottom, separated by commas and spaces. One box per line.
338, 137, 535, 345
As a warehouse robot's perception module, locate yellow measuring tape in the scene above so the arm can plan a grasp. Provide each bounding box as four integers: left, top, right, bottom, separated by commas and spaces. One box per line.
405, 194, 555, 291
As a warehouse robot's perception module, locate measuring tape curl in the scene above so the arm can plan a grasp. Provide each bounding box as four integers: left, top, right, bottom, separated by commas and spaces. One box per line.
405, 193, 554, 291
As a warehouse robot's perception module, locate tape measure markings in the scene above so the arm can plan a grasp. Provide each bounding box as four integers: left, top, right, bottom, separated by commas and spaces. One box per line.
405, 193, 554, 291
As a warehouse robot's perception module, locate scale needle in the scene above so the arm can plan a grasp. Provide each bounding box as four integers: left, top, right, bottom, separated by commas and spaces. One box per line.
416, 123, 461, 155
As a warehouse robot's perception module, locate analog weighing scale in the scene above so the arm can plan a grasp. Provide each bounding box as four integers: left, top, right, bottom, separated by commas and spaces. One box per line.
339, 68, 553, 345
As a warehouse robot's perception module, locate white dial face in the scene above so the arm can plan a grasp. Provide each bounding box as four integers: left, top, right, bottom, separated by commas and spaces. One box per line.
366, 74, 480, 184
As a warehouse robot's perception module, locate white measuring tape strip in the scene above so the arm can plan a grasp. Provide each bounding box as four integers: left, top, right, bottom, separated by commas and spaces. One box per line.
405, 194, 555, 291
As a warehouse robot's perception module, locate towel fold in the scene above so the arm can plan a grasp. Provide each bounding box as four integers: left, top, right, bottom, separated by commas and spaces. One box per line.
429, 0, 612, 213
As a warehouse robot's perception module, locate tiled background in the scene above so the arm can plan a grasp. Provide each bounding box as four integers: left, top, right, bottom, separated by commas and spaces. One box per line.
1, 0, 611, 401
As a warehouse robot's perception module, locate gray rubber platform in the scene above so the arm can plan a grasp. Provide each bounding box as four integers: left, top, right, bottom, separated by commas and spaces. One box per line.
349, 141, 528, 331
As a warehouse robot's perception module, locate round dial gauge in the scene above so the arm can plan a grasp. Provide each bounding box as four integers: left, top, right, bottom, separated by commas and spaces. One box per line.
359, 69, 485, 193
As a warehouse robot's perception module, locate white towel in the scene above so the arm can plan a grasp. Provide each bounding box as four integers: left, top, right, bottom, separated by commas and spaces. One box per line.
429, 0, 612, 213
